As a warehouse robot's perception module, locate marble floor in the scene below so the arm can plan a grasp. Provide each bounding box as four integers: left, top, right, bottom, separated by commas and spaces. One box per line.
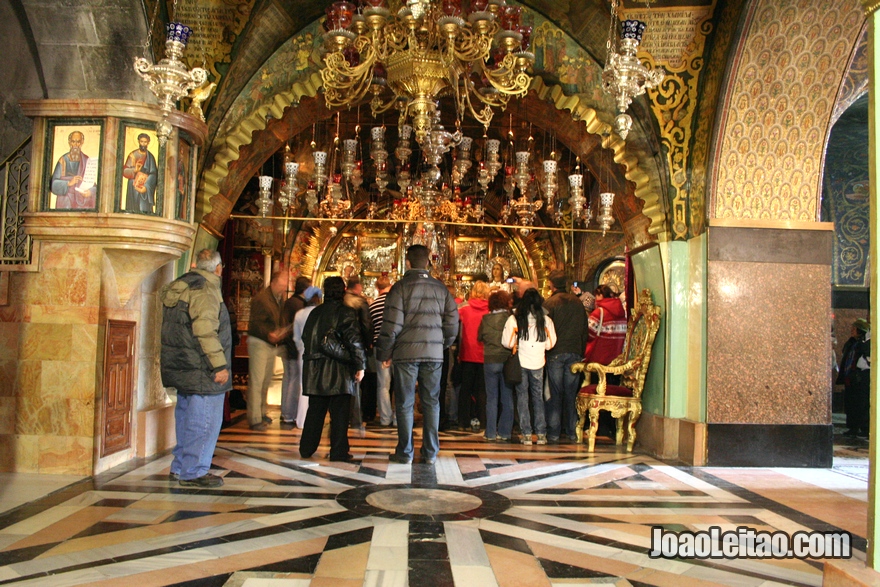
0, 413, 869, 587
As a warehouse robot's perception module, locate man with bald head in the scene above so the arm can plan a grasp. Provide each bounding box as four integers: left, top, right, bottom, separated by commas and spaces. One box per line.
50, 131, 96, 209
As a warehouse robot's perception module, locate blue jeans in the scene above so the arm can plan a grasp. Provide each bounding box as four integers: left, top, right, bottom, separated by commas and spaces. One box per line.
393, 361, 442, 460
281, 355, 301, 423
515, 367, 546, 437
484, 362, 514, 439
172, 393, 225, 480
544, 353, 582, 440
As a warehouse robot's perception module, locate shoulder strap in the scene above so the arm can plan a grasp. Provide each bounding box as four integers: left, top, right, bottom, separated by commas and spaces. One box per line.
597, 307, 605, 334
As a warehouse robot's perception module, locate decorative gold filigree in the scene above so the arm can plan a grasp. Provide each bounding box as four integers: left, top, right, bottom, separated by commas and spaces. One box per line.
643, 12, 714, 241
571, 288, 661, 452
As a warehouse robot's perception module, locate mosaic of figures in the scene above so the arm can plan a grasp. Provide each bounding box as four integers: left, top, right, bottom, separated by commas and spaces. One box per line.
713, 0, 864, 221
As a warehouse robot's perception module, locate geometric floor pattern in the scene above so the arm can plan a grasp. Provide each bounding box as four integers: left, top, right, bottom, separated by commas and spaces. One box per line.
0, 416, 868, 586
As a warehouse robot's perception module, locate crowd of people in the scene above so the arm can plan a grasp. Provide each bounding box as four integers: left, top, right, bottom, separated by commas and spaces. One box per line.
159, 247, 631, 485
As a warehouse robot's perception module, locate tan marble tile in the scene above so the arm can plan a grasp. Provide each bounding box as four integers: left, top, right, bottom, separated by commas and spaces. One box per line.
20, 323, 73, 361
72, 537, 328, 587
0, 400, 14, 435
311, 579, 363, 587
14, 360, 41, 396
0, 360, 16, 395
485, 543, 551, 587
314, 542, 370, 579
41, 242, 91, 271
528, 540, 640, 577
627, 567, 727, 587
69, 324, 99, 362
37, 435, 93, 475
17, 391, 93, 437
0, 435, 40, 472
41, 360, 96, 401
707, 468, 868, 538
0, 325, 21, 363
25, 305, 100, 325
131, 499, 246, 513
0, 304, 26, 324
8, 506, 121, 550
41, 512, 260, 556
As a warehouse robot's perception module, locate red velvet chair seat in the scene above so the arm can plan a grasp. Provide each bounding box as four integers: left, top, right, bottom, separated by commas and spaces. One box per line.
578, 384, 634, 398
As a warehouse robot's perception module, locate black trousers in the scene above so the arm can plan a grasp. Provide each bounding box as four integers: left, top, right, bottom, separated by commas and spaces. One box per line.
845, 371, 870, 432
300, 394, 352, 460
458, 361, 486, 429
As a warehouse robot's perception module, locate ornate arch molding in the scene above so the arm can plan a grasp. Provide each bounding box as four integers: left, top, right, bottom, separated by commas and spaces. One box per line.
710, 0, 866, 221
196, 78, 665, 247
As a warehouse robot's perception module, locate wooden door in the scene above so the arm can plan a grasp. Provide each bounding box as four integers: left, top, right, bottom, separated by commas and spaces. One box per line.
101, 320, 136, 457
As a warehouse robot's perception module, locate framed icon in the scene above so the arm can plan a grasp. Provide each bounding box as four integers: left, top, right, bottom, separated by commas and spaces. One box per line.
118, 124, 161, 215
45, 121, 102, 211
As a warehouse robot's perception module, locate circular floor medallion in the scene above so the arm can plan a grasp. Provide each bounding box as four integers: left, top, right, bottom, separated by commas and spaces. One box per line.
366, 488, 482, 514
336, 483, 511, 521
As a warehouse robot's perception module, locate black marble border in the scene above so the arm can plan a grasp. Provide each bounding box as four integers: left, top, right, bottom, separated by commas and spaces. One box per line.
708, 226, 832, 265
706, 423, 833, 467
336, 484, 511, 522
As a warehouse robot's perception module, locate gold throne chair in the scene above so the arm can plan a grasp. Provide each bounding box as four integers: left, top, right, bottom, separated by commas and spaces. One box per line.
570, 288, 661, 452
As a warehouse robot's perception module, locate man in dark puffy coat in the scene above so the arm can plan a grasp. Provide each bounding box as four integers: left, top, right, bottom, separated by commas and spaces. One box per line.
160, 249, 232, 488
376, 245, 459, 465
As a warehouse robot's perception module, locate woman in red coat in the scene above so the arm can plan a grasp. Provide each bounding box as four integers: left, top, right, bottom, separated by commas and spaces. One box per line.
584, 285, 627, 366
458, 281, 490, 430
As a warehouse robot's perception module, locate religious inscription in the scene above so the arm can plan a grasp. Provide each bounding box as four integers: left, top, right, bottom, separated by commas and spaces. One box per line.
624, 8, 711, 69
170, 0, 256, 81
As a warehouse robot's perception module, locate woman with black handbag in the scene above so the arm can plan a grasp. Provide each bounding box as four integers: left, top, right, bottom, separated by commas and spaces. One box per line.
299, 276, 366, 462
502, 288, 557, 446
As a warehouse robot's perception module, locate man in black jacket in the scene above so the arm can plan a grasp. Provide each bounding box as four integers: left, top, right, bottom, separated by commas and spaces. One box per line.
376, 245, 459, 464
544, 272, 589, 444
160, 249, 232, 487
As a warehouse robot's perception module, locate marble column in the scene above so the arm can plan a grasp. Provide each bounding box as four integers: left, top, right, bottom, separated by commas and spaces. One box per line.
0, 100, 206, 475
705, 220, 833, 467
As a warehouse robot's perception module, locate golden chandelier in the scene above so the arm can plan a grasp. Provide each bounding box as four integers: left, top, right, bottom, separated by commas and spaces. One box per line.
320, 0, 534, 145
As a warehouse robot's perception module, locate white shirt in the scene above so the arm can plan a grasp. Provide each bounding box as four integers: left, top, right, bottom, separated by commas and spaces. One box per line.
501, 313, 557, 370
293, 305, 318, 356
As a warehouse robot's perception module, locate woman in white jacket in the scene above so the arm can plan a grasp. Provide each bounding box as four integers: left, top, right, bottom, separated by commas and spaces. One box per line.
502, 287, 557, 445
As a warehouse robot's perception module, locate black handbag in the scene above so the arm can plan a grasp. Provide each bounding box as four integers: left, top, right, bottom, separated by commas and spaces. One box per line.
503, 329, 521, 386
319, 328, 354, 364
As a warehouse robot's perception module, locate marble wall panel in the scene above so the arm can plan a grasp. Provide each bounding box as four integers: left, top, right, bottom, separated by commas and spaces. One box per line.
0, 361, 15, 395
707, 261, 831, 425
41, 360, 96, 401
19, 323, 72, 361
70, 324, 99, 363
24, 305, 100, 325
0, 305, 25, 323
22, 268, 89, 306
0, 323, 20, 361
14, 360, 41, 397
37, 435, 92, 475
0, 399, 14, 434
0, 434, 39, 472
40, 242, 91, 271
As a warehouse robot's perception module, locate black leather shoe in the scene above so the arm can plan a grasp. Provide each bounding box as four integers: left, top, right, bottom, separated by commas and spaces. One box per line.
262, 415, 273, 424
280, 421, 296, 430
388, 454, 412, 464
330, 454, 354, 462
169, 472, 179, 481
179, 473, 224, 488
